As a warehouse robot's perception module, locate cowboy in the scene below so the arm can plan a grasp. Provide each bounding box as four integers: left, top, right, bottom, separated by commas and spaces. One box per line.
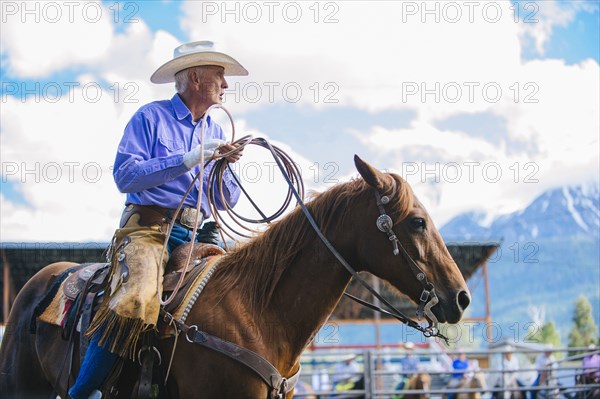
392, 342, 422, 399
332, 354, 361, 391
531, 346, 557, 399
447, 350, 470, 399
68, 41, 248, 399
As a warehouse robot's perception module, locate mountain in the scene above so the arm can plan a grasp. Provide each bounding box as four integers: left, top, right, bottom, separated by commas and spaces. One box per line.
443, 183, 600, 242
441, 183, 600, 344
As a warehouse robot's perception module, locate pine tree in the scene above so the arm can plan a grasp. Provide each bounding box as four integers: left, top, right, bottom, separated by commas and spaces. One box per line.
568, 295, 599, 352
527, 321, 561, 348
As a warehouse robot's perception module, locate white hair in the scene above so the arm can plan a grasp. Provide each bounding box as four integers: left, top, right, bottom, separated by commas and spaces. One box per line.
174, 66, 204, 93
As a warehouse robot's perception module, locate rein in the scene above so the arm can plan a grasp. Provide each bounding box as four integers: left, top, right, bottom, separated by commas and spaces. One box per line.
256, 139, 447, 342
160, 105, 448, 396
196, 124, 446, 338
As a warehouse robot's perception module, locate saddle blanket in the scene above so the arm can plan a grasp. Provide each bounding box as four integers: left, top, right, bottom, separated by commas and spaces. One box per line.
36, 262, 108, 328
35, 245, 224, 335
38, 281, 73, 327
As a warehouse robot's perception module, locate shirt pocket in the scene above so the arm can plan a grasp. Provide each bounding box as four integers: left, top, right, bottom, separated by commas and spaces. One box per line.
156, 136, 185, 155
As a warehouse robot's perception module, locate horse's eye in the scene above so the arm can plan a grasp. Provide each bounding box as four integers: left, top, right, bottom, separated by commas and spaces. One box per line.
410, 218, 426, 231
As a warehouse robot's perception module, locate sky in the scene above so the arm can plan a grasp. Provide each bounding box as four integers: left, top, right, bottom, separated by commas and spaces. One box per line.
1, 0, 599, 242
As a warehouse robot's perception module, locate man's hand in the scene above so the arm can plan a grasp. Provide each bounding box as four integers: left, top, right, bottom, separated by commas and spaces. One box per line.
217, 143, 244, 163
183, 139, 225, 168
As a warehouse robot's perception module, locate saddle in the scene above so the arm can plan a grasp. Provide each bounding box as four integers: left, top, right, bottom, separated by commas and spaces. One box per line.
162, 243, 224, 314
63, 263, 110, 300
34, 243, 225, 399
60, 243, 224, 303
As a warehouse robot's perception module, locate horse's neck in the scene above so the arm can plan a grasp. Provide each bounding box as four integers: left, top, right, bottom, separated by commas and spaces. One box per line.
200, 204, 359, 374
264, 243, 355, 363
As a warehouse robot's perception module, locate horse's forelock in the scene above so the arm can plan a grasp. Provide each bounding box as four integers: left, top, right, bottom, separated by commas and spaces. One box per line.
385, 173, 415, 221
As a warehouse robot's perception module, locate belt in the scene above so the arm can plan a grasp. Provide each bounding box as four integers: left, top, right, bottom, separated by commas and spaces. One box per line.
122, 204, 204, 230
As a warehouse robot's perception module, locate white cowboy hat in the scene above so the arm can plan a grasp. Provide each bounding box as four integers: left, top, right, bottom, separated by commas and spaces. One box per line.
150, 40, 248, 84
341, 353, 357, 362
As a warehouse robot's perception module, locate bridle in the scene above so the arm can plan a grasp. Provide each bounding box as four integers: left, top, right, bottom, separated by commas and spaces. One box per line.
335, 188, 444, 341
158, 107, 449, 398
257, 139, 448, 341
162, 103, 446, 340
373, 189, 441, 331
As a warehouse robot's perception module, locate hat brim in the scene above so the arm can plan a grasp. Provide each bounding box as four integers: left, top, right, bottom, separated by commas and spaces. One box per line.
150, 51, 248, 83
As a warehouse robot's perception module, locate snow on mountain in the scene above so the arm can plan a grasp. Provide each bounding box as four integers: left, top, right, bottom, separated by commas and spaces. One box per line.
440, 182, 600, 342
441, 182, 600, 241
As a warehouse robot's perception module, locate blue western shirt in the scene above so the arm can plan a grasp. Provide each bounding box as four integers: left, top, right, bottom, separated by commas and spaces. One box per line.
113, 94, 240, 216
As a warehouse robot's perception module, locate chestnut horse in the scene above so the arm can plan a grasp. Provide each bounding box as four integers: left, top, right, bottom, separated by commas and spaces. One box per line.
0, 156, 470, 399
404, 374, 433, 399
456, 373, 487, 399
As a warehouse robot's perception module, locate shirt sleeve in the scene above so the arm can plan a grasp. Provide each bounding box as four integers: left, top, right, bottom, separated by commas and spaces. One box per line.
113, 111, 190, 193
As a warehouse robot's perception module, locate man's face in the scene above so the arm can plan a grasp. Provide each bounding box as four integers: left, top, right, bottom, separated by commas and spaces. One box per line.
194, 65, 228, 106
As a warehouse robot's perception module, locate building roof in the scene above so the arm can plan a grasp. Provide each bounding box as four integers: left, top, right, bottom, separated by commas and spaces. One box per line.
0, 241, 500, 320
1, 242, 109, 314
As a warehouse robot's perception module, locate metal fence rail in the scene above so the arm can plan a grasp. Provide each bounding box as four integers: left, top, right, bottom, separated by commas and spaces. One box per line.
294, 347, 600, 399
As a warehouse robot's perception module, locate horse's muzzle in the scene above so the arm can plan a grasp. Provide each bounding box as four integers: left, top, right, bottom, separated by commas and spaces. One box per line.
434, 289, 471, 324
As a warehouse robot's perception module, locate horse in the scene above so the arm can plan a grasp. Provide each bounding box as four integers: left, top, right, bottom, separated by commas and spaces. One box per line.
576, 352, 600, 399
295, 380, 317, 399
404, 373, 432, 399
575, 373, 600, 399
456, 372, 487, 399
492, 379, 526, 399
0, 156, 471, 399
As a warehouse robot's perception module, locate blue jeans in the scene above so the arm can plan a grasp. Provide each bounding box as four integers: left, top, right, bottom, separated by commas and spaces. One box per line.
530, 374, 541, 399
168, 221, 222, 252
68, 329, 118, 399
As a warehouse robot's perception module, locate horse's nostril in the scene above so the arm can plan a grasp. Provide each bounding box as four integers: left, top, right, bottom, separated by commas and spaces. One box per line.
457, 290, 471, 311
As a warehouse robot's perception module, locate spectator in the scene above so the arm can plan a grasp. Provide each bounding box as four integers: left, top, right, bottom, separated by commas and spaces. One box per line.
531, 346, 557, 399
332, 354, 361, 391
401, 343, 421, 377
394, 342, 422, 393
492, 346, 526, 399
311, 367, 330, 394
581, 345, 600, 383
447, 350, 470, 399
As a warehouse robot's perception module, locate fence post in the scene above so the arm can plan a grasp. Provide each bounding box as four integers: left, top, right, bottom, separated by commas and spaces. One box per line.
363, 350, 373, 399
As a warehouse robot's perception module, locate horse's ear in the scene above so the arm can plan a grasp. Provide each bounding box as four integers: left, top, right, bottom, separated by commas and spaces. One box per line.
354, 155, 386, 191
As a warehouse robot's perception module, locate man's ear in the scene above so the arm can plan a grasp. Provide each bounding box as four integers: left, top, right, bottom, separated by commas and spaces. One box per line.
188, 69, 201, 89
354, 155, 387, 191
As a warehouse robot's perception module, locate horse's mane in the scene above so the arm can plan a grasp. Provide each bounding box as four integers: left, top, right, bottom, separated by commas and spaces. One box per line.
212, 172, 414, 313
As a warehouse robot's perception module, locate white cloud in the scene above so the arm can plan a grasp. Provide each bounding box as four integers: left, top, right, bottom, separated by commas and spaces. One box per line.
178, 0, 598, 220
1, 81, 128, 241
180, 1, 525, 113
1, 0, 598, 241
0, 87, 322, 241
0, 1, 114, 77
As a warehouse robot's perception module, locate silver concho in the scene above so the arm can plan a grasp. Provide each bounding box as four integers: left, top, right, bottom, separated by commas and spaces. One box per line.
376, 214, 393, 232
